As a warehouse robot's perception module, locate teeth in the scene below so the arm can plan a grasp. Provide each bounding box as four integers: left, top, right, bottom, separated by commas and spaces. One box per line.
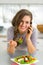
22, 27, 24, 28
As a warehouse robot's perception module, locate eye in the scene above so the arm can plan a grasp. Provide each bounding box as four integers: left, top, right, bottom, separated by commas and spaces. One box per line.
26, 21, 30, 24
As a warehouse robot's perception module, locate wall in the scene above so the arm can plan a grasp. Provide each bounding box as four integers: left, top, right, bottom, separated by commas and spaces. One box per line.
0, 0, 43, 4
0, 4, 43, 38
0, 5, 43, 28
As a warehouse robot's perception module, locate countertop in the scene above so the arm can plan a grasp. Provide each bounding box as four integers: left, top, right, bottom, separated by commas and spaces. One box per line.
0, 38, 43, 65
0, 42, 12, 65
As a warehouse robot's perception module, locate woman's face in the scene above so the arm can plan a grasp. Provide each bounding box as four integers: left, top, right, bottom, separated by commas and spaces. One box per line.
18, 15, 31, 34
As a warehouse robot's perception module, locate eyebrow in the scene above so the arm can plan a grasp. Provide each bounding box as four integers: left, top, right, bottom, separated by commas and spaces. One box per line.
21, 19, 30, 23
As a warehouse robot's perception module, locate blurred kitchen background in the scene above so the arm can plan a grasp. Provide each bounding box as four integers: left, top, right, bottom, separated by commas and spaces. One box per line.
0, 4, 43, 41
0, 4, 43, 65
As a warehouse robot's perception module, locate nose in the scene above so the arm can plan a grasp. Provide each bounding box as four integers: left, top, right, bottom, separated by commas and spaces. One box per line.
22, 22, 25, 26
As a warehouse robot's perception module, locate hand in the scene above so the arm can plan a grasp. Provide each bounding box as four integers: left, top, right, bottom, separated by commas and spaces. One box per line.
26, 27, 33, 41
7, 40, 17, 54
7, 46, 15, 54
9, 40, 17, 47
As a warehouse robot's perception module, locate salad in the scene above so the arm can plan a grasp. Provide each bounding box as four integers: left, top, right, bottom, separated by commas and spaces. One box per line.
11, 55, 38, 64
16, 37, 23, 46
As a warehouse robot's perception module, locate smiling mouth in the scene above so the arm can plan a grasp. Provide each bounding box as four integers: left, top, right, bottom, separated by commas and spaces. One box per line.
21, 27, 25, 28
21, 26, 26, 28
21, 27, 26, 30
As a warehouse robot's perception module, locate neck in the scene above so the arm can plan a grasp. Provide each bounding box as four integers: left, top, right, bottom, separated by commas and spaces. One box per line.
19, 31, 26, 35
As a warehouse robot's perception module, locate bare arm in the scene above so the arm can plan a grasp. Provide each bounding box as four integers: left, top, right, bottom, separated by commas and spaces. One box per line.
26, 27, 36, 54
26, 39, 36, 54
7, 27, 17, 54
7, 40, 17, 54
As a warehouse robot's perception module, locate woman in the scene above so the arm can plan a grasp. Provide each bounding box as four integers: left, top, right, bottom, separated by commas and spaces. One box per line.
7, 9, 37, 58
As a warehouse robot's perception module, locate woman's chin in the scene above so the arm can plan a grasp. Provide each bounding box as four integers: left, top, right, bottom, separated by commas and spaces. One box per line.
20, 30, 26, 34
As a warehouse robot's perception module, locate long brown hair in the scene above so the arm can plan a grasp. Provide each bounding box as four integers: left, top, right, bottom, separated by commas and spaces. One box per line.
12, 9, 33, 39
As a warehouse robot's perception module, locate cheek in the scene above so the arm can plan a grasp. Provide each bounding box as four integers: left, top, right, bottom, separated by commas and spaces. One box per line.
27, 24, 30, 28
19, 22, 22, 26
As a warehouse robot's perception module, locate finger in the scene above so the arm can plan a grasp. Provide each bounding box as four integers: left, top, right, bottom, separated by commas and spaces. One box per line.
28, 28, 33, 34
14, 41, 17, 47
9, 40, 14, 46
9, 40, 13, 44
28, 29, 31, 32
29, 27, 33, 31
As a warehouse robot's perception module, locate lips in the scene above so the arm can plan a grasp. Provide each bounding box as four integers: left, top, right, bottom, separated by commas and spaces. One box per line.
21, 26, 26, 29
21, 27, 25, 29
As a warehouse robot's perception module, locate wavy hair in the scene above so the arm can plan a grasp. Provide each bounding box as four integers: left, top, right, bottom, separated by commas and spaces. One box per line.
12, 9, 33, 39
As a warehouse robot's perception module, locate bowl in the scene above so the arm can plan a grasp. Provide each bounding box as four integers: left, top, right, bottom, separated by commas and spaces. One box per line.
37, 24, 43, 33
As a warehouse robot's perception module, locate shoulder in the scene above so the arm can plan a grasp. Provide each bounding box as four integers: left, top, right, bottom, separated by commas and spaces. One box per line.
7, 26, 14, 41
32, 27, 37, 34
7, 26, 14, 35
31, 27, 37, 38
8, 26, 14, 31
31, 27, 37, 47
7, 26, 14, 32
